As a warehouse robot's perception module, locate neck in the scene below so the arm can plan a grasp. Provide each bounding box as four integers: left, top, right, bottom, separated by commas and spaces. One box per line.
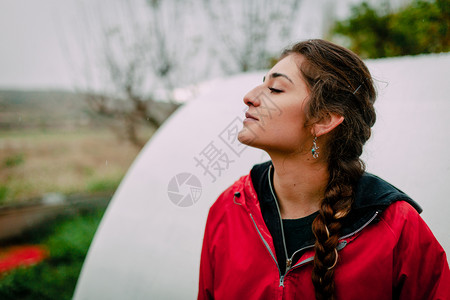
269, 152, 329, 219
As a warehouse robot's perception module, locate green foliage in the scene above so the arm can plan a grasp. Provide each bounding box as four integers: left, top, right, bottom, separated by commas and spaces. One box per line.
45, 210, 104, 263
86, 176, 122, 193
331, 0, 450, 58
0, 185, 8, 203
0, 208, 105, 300
3, 153, 25, 168
0, 263, 83, 300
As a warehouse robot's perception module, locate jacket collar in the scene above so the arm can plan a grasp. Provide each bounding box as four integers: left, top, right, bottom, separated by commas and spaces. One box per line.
240, 161, 422, 238
354, 172, 421, 212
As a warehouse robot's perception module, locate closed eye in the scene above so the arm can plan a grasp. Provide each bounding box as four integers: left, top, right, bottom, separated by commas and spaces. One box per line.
269, 87, 283, 94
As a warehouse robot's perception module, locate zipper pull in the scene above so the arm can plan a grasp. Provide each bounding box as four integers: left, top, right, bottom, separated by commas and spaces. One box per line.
286, 258, 292, 270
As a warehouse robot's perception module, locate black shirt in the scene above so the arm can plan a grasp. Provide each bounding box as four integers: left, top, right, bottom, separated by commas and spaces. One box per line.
250, 161, 317, 275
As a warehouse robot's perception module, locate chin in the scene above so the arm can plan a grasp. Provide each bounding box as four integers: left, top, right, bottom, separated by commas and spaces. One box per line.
237, 132, 251, 146
238, 129, 257, 147
239, 133, 268, 153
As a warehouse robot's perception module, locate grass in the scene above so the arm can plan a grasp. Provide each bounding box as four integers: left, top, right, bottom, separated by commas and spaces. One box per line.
0, 207, 106, 300
0, 92, 156, 298
0, 127, 152, 205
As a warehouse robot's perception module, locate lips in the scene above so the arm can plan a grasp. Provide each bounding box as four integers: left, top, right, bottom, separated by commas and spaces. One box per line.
245, 111, 259, 121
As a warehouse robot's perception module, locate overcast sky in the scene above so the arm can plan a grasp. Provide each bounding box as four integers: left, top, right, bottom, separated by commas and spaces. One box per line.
0, 0, 74, 89
0, 0, 397, 91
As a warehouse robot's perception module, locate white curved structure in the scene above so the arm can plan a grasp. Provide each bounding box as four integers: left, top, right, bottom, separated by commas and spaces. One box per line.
74, 53, 450, 299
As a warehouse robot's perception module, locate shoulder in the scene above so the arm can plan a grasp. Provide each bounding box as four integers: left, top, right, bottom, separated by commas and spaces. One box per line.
209, 161, 271, 212
381, 202, 450, 299
342, 173, 422, 237
379, 201, 422, 234
354, 173, 425, 239
207, 161, 270, 220
378, 201, 440, 251
207, 174, 250, 220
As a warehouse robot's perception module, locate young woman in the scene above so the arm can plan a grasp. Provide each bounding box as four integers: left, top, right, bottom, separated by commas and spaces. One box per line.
198, 39, 450, 300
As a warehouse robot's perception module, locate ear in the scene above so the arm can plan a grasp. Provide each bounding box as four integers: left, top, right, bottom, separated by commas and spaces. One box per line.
311, 113, 344, 137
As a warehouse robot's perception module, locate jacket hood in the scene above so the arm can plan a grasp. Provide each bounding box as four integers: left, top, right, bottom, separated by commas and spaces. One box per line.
354, 173, 421, 213
239, 161, 422, 240
342, 172, 421, 237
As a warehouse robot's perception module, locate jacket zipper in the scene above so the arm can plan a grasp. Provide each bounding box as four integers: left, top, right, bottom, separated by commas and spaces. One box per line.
250, 165, 381, 287
249, 214, 282, 278
339, 210, 379, 240
267, 166, 292, 286
284, 211, 381, 279
250, 210, 380, 287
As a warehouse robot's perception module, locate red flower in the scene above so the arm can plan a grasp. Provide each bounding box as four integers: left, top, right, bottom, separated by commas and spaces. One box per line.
0, 245, 48, 273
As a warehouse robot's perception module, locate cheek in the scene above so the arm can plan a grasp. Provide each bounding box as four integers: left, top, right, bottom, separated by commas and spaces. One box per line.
269, 112, 310, 147
267, 121, 309, 149
275, 110, 306, 134
238, 107, 310, 151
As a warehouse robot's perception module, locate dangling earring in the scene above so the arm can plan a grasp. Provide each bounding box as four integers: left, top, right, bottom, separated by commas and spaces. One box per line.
311, 136, 319, 159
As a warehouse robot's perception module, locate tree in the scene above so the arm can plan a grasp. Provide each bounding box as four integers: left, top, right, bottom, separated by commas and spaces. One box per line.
60, 0, 200, 147
202, 0, 303, 73
59, 0, 307, 147
331, 0, 450, 58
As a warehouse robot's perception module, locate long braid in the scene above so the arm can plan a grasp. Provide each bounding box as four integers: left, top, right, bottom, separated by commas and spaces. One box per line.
311, 159, 364, 300
282, 39, 377, 299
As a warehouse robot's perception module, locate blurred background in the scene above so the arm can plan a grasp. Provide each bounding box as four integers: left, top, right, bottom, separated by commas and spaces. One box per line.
0, 0, 448, 298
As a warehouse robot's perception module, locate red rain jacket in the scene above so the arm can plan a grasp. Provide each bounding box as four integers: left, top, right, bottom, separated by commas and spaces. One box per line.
198, 171, 450, 299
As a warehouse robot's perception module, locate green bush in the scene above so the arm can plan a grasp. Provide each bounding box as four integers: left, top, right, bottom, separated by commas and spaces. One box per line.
3, 153, 25, 168
0, 208, 106, 300
86, 177, 122, 193
331, 0, 450, 58
0, 185, 8, 204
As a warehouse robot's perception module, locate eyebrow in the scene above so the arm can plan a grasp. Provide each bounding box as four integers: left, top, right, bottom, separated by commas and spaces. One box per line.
263, 72, 294, 84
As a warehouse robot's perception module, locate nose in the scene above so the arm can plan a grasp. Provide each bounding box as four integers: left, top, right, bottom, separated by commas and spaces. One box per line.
243, 85, 262, 107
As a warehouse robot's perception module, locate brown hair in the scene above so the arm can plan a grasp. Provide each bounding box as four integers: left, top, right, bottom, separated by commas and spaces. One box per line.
282, 39, 376, 299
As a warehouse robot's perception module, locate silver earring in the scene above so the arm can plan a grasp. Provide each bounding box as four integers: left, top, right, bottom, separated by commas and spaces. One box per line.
311, 136, 319, 159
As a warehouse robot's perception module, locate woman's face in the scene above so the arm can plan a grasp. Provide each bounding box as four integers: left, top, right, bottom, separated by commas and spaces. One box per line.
238, 54, 313, 154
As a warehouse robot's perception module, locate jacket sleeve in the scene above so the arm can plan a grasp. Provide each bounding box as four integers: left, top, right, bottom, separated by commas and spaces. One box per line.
388, 201, 450, 299
198, 209, 214, 300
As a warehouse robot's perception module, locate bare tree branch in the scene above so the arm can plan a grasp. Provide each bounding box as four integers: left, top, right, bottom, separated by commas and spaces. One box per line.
202, 0, 303, 72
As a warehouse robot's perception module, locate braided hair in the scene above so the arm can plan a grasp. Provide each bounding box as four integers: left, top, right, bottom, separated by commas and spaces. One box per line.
282, 39, 377, 299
